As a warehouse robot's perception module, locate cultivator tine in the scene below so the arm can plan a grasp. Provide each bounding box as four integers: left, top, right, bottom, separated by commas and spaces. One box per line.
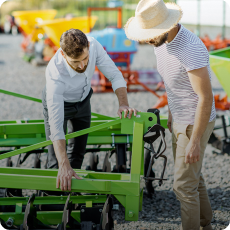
21, 194, 52, 230
100, 195, 114, 230
57, 194, 80, 230
102, 152, 111, 172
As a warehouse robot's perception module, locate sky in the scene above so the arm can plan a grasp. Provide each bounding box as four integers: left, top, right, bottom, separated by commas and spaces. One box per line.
178, 0, 230, 27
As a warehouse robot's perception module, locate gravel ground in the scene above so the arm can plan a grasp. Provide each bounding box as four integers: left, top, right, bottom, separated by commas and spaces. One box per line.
0, 34, 230, 229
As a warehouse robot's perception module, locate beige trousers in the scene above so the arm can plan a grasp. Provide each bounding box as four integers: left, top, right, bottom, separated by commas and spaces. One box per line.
172, 121, 215, 230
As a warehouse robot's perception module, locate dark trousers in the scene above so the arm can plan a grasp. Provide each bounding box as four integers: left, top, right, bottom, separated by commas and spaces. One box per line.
42, 88, 92, 169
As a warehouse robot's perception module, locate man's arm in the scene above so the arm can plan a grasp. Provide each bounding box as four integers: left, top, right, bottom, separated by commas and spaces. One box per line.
53, 140, 81, 191
46, 69, 81, 191
115, 87, 137, 119
94, 38, 138, 118
185, 66, 213, 164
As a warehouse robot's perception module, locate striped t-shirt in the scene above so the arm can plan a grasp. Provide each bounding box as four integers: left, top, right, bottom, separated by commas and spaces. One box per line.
154, 24, 216, 125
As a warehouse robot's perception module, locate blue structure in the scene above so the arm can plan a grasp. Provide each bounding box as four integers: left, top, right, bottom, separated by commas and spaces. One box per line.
107, 0, 124, 8
88, 28, 138, 67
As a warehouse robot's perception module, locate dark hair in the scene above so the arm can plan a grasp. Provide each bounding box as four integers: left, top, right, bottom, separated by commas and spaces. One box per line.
60, 29, 88, 59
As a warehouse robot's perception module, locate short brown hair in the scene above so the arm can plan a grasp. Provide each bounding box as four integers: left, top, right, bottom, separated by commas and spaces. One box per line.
60, 29, 88, 59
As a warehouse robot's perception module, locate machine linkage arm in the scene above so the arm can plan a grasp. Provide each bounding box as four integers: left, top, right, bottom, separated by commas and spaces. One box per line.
143, 109, 167, 187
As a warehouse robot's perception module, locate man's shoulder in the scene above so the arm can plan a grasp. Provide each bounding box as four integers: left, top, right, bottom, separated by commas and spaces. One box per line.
180, 25, 204, 47
87, 36, 95, 42
87, 36, 100, 50
87, 36, 98, 47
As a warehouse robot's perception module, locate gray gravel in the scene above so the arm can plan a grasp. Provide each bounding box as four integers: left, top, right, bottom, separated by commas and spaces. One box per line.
0, 34, 230, 229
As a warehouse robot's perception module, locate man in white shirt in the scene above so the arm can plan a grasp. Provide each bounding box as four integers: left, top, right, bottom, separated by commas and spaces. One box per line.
125, 0, 215, 229
42, 29, 137, 192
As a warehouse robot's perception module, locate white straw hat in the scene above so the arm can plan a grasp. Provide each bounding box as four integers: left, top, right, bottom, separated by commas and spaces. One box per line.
125, 0, 183, 42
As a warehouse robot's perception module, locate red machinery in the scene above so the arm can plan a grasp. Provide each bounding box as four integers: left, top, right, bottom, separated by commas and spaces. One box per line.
201, 34, 230, 51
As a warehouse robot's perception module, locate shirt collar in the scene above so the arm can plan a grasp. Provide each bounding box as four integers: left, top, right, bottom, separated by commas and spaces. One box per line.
166, 23, 183, 46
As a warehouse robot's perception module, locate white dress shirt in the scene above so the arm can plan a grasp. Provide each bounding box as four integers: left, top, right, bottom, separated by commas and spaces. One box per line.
46, 36, 127, 142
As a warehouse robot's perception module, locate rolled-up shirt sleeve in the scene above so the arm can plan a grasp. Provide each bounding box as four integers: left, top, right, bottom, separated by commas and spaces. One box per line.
95, 39, 127, 92
46, 67, 65, 142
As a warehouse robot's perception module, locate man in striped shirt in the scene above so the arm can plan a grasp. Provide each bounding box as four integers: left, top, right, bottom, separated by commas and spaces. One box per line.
125, 0, 216, 229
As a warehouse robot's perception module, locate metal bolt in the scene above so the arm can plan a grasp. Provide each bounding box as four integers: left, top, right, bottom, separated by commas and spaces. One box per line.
128, 211, 133, 217
112, 204, 119, 211
81, 209, 85, 213
136, 115, 141, 118
99, 209, 102, 213
5, 218, 14, 227
148, 117, 153, 121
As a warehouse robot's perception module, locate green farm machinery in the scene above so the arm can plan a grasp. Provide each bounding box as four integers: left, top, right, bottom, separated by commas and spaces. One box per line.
0, 89, 168, 229
209, 47, 230, 155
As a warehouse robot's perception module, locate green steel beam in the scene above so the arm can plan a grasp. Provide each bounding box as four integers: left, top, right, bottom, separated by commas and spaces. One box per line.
0, 211, 81, 226
0, 89, 42, 103
0, 171, 142, 196
130, 121, 144, 180
0, 195, 107, 206
0, 119, 121, 160
91, 112, 116, 120
0, 112, 168, 160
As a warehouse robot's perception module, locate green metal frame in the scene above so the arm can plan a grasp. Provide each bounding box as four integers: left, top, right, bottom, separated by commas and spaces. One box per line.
0, 195, 107, 226
0, 89, 168, 225
209, 47, 230, 98
0, 112, 166, 221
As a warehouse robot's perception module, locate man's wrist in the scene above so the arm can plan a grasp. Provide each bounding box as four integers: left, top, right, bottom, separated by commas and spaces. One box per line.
190, 135, 201, 143
59, 158, 70, 168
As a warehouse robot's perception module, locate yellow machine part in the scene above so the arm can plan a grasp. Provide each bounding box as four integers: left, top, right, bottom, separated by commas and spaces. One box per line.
12, 10, 57, 41
38, 16, 98, 47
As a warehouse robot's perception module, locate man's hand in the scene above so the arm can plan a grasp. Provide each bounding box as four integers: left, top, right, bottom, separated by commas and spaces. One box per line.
117, 105, 138, 119
185, 139, 201, 164
115, 87, 139, 119
56, 160, 81, 191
